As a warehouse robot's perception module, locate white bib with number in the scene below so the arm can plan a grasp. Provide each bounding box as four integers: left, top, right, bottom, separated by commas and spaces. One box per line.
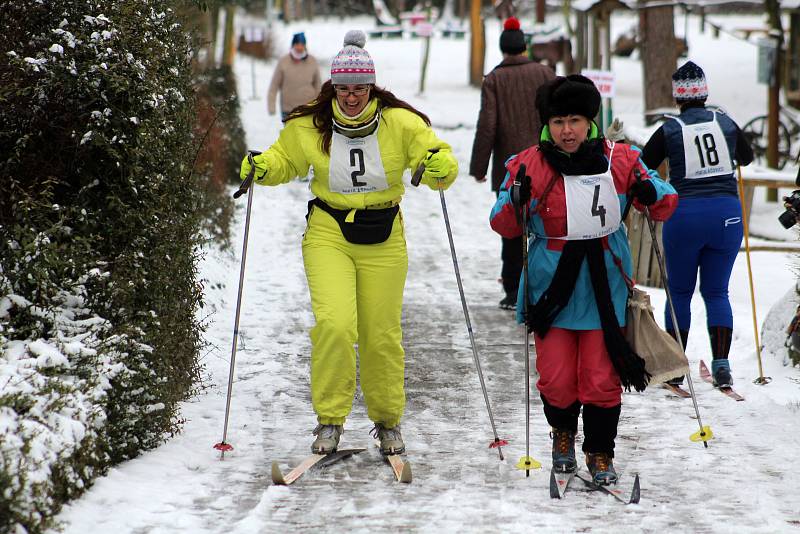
329, 129, 389, 194
673, 112, 733, 179
560, 143, 621, 240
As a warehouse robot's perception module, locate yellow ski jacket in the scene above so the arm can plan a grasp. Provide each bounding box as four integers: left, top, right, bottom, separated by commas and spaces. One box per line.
255, 106, 458, 209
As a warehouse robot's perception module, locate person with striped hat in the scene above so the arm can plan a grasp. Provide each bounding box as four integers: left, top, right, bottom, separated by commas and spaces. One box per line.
240, 30, 459, 457
641, 61, 754, 389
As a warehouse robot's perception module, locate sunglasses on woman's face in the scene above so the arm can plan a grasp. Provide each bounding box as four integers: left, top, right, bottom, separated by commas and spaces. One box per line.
334, 85, 370, 97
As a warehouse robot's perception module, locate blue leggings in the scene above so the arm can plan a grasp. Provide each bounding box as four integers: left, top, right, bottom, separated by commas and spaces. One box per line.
662, 196, 743, 332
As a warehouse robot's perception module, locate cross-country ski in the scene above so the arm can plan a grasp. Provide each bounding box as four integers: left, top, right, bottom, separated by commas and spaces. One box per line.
270, 448, 366, 486
700, 360, 745, 401
575, 471, 641, 505
662, 383, 692, 398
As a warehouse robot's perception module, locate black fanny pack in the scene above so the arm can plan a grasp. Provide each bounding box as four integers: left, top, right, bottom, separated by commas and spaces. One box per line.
308, 198, 399, 245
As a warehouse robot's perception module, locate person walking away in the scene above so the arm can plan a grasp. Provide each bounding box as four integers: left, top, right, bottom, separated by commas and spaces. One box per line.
490, 75, 677, 484
241, 30, 458, 456
641, 61, 753, 388
268, 32, 321, 122
470, 17, 555, 310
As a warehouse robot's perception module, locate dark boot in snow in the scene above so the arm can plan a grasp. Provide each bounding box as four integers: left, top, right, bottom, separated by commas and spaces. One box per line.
711, 359, 733, 388
311, 424, 343, 454
709, 326, 733, 387
551, 429, 577, 473
371, 423, 405, 455
666, 375, 684, 386
664, 328, 689, 385
586, 452, 618, 485
499, 294, 516, 310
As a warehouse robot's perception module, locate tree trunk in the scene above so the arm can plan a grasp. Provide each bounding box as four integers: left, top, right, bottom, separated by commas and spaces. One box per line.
469, 0, 485, 87
639, 4, 677, 124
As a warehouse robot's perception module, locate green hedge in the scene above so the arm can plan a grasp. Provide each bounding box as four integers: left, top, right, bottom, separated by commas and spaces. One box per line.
0, 1, 236, 532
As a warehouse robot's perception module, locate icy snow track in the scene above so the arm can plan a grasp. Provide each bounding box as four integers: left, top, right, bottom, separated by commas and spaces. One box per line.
54, 18, 800, 533
53, 155, 800, 534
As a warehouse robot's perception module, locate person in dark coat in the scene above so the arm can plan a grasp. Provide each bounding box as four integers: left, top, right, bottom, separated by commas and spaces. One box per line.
470, 17, 555, 309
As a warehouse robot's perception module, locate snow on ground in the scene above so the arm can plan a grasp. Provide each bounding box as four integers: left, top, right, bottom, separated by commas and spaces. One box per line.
53, 12, 800, 534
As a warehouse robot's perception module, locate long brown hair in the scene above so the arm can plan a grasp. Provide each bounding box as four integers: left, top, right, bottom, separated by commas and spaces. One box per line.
286, 80, 432, 154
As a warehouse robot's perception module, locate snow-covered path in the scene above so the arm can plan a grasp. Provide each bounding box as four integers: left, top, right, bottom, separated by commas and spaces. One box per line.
52, 14, 800, 534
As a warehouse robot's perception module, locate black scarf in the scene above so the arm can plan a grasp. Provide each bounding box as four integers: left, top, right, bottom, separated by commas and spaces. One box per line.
538, 138, 608, 176
526, 228, 651, 392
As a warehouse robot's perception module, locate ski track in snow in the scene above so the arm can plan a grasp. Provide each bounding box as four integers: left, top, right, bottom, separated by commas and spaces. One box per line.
52, 13, 800, 534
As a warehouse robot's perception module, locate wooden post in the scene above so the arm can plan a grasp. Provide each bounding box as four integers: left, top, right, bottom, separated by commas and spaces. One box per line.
766, 0, 783, 202
469, 0, 485, 87
575, 10, 586, 72
208, 5, 220, 69
536, 0, 545, 23
419, 1, 432, 94
222, 5, 236, 67
282, 0, 292, 22
699, 6, 705, 33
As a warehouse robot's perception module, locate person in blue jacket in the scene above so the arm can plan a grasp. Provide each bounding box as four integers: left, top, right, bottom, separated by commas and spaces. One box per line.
490, 75, 678, 484
641, 61, 753, 388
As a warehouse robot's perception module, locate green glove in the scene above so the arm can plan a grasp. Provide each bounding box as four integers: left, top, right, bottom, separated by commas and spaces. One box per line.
239, 152, 268, 182
423, 150, 453, 179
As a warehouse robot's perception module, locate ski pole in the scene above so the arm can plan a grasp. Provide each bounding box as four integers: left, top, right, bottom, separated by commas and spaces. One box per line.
509, 164, 541, 476
214, 150, 261, 458
735, 164, 771, 385
634, 169, 712, 447
412, 150, 508, 460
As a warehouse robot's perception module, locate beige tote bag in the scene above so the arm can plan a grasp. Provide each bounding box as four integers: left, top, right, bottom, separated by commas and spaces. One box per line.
626, 287, 690, 385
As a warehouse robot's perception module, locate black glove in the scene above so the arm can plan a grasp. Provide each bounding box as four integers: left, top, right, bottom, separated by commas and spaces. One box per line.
630, 179, 657, 206
512, 164, 531, 208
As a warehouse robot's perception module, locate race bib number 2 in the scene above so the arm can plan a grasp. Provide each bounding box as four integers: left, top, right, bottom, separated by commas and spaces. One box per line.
329, 132, 389, 194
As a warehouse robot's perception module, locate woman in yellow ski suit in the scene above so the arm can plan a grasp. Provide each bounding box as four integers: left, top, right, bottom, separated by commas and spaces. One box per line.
240, 30, 458, 455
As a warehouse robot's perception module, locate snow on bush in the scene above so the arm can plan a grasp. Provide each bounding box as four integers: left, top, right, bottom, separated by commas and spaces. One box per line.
0, 1, 211, 532
0, 266, 128, 531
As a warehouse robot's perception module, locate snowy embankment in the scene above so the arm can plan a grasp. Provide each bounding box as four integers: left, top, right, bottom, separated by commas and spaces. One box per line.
52, 13, 800, 534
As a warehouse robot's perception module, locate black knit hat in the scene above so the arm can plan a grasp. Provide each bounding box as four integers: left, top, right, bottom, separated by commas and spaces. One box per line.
499, 17, 526, 55
536, 74, 601, 123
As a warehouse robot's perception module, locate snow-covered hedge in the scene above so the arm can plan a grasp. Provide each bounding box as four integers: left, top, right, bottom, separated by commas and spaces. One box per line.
0, 1, 214, 532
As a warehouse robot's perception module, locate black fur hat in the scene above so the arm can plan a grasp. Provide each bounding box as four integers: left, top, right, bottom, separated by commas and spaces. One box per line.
536, 74, 601, 124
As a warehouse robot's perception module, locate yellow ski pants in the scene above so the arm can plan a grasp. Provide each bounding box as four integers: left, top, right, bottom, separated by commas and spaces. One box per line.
302, 206, 408, 428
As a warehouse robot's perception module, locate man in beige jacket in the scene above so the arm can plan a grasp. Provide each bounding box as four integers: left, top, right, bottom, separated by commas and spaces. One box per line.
268, 32, 321, 121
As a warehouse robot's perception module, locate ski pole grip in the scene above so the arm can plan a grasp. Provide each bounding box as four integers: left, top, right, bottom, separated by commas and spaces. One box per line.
511, 163, 527, 211
411, 148, 440, 187
233, 150, 262, 199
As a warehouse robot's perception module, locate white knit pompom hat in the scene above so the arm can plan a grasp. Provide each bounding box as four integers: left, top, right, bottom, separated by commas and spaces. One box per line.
330, 30, 376, 85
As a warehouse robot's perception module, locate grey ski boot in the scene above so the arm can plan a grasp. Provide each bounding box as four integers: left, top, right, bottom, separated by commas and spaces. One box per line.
586, 452, 618, 485
371, 423, 405, 455
311, 424, 343, 454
